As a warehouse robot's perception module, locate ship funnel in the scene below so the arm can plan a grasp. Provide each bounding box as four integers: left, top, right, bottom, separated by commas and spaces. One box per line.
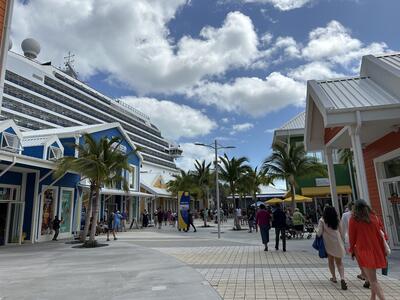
21, 38, 41, 59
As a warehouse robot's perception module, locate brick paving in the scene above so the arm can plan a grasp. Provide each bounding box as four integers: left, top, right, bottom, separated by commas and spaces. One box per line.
155, 244, 400, 300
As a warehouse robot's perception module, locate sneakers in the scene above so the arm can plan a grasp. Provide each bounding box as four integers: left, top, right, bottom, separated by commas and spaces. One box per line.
106, 238, 110, 241
264, 246, 268, 251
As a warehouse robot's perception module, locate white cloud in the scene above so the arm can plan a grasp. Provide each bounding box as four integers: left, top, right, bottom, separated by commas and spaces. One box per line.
264, 128, 276, 133
189, 72, 306, 117
221, 118, 230, 124
175, 143, 215, 171
120, 96, 216, 140
288, 61, 345, 81
233, 123, 254, 131
13, 2, 260, 94
301, 21, 388, 69
241, 0, 313, 11
231, 122, 254, 135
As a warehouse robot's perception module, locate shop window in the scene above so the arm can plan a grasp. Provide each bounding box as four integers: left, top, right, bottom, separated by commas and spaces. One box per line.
1, 132, 21, 152
384, 157, 400, 178
129, 166, 137, 190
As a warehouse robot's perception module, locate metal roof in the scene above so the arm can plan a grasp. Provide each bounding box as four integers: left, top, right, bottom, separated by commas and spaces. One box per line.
317, 77, 400, 110
278, 111, 305, 130
376, 53, 400, 71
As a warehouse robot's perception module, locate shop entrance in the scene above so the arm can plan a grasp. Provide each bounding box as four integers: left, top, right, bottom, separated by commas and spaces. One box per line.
0, 185, 23, 245
382, 178, 400, 247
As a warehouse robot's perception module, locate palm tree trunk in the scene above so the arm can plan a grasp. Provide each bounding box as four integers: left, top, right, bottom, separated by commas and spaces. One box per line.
80, 187, 93, 242
203, 196, 207, 227
290, 183, 296, 212
88, 184, 100, 246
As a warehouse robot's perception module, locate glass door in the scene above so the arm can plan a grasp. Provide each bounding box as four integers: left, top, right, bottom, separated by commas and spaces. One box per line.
0, 202, 8, 245
0, 185, 23, 245
383, 180, 400, 247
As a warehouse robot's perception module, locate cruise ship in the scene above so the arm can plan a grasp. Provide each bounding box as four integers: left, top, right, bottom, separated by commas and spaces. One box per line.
1, 39, 181, 213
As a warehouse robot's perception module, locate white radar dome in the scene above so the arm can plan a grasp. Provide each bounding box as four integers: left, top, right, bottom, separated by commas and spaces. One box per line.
21, 38, 41, 59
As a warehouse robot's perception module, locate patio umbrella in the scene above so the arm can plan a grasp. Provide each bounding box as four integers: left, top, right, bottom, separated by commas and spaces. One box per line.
265, 198, 283, 205
283, 194, 312, 203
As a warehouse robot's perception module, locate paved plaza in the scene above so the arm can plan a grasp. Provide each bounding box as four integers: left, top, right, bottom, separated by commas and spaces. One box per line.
1, 220, 400, 299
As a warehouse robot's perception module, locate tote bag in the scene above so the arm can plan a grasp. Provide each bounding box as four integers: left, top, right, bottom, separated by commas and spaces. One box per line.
312, 236, 328, 258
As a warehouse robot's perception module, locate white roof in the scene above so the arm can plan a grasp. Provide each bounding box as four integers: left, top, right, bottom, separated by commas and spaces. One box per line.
258, 185, 287, 196
22, 123, 143, 162
316, 77, 400, 111
278, 111, 305, 130
140, 172, 173, 198
376, 53, 400, 71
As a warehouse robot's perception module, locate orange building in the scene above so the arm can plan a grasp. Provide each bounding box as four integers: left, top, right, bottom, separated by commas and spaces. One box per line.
305, 53, 400, 249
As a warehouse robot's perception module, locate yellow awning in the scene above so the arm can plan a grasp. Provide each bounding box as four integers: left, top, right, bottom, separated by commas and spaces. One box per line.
283, 195, 313, 203
301, 185, 352, 197
265, 198, 283, 204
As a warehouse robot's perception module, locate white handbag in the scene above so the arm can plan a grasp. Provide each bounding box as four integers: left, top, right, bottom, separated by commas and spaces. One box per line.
380, 229, 391, 256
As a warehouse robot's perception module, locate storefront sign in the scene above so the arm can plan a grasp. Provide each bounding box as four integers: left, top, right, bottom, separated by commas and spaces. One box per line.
178, 191, 190, 231
315, 178, 330, 187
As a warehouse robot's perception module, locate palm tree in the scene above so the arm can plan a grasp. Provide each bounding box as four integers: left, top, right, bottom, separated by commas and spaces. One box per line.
219, 154, 251, 229
167, 169, 197, 197
338, 148, 358, 201
193, 160, 212, 226
245, 167, 273, 206
262, 143, 326, 211
55, 134, 133, 247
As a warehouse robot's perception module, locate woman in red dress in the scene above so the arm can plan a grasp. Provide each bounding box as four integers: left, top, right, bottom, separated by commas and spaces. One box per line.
349, 200, 388, 300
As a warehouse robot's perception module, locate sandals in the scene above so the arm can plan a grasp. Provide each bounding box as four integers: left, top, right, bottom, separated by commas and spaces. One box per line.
363, 281, 370, 289
330, 278, 338, 283
341, 280, 348, 290
357, 274, 365, 281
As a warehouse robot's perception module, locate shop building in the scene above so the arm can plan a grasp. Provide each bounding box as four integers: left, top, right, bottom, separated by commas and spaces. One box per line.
305, 52, 400, 248
0, 120, 144, 245
273, 112, 354, 216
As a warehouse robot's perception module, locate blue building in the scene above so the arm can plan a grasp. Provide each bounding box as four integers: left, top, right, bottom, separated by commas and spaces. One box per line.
0, 120, 146, 246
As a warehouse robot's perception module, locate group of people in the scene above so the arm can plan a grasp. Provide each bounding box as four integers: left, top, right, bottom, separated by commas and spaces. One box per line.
255, 204, 287, 252
317, 200, 388, 299
141, 208, 178, 229
255, 200, 389, 299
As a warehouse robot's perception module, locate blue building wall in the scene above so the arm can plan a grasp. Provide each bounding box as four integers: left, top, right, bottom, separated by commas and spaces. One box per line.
23, 173, 37, 240
60, 137, 76, 157
22, 146, 44, 159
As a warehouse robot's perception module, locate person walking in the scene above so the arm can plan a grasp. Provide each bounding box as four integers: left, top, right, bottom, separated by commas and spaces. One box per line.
52, 216, 62, 241
349, 200, 388, 300
256, 204, 272, 251
272, 204, 286, 252
248, 208, 255, 233
187, 209, 197, 232
154, 209, 158, 228
317, 206, 348, 290
341, 203, 367, 285
142, 209, 149, 228
157, 208, 163, 229
121, 210, 128, 232
114, 211, 122, 233
292, 208, 305, 238
106, 211, 117, 241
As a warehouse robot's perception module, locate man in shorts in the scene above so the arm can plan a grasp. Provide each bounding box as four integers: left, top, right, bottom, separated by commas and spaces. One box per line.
106, 211, 117, 241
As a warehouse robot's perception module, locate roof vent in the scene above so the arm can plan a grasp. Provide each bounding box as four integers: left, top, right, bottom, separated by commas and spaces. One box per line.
21, 38, 41, 59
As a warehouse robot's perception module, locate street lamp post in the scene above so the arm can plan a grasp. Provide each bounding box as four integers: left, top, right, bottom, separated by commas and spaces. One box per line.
195, 140, 235, 239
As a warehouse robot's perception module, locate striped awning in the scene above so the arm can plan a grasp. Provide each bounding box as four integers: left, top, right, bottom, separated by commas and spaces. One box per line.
301, 185, 352, 197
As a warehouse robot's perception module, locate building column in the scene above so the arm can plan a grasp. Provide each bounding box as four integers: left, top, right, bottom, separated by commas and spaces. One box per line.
349, 126, 370, 203
325, 147, 339, 210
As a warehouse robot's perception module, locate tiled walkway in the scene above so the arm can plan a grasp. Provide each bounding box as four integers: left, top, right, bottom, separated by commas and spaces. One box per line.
157, 246, 400, 299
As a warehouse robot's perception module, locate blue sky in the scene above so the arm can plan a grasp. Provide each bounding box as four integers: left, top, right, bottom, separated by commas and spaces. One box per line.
12, 0, 400, 171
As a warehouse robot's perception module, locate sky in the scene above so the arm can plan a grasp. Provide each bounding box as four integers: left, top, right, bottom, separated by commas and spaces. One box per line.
10, 0, 400, 171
